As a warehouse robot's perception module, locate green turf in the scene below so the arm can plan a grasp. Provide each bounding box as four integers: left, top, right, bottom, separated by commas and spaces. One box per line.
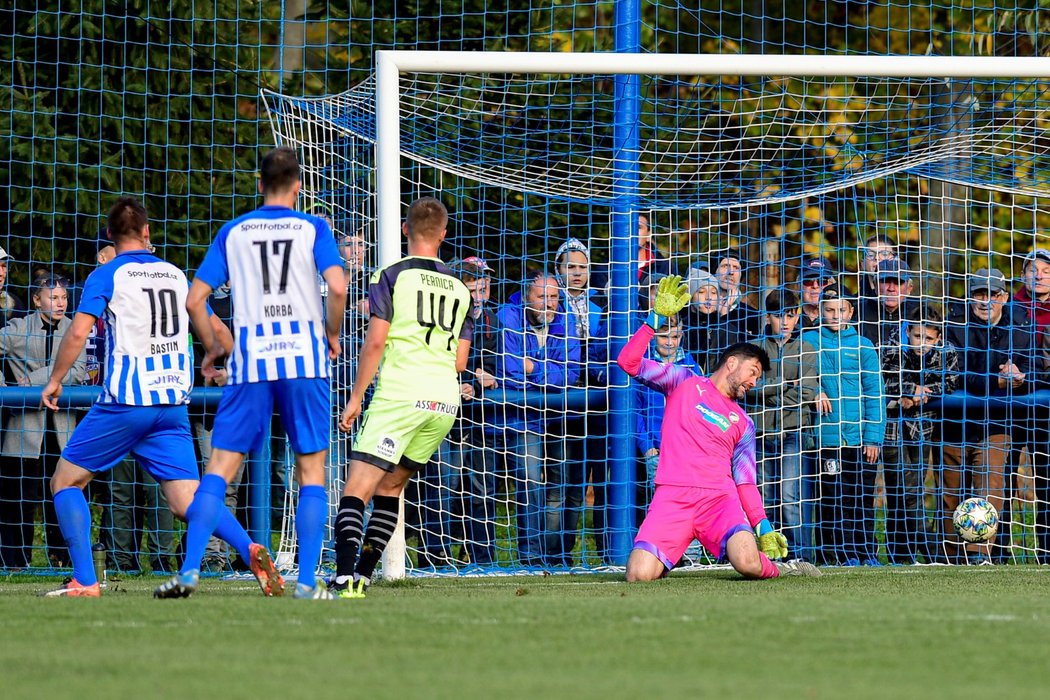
3, 567, 1050, 699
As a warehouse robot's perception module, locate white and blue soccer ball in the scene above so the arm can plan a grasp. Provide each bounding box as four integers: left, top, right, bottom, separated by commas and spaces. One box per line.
953, 497, 999, 543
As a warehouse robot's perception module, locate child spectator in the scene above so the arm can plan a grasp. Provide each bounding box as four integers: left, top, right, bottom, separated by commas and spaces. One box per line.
745, 289, 819, 559
635, 315, 702, 496
801, 287, 885, 566
880, 305, 959, 564
683, 267, 721, 371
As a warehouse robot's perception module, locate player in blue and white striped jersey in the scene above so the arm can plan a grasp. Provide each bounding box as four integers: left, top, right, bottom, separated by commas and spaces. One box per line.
40, 196, 282, 598
169, 147, 348, 600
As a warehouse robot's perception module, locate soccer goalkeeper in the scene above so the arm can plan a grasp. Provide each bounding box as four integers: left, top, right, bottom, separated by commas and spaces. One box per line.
618, 275, 821, 580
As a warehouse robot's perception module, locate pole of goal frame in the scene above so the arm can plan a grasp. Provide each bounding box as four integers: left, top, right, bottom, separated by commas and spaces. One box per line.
607, 0, 641, 564
375, 51, 408, 580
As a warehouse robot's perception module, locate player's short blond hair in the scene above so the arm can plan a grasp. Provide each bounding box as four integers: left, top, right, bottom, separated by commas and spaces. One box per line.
405, 197, 448, 242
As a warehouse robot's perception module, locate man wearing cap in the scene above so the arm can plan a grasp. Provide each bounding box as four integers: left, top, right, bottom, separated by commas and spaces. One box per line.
798, 257, 837, 331
857, 259, 919, 350
0, 246, 26, 328
711, 248, 764, 346
1015, 248, 1050, 335
943, 268, 1033, 563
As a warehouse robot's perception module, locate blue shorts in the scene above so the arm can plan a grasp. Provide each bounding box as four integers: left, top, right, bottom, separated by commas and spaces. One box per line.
62, 403, 199, 483
211, 378, 329, 455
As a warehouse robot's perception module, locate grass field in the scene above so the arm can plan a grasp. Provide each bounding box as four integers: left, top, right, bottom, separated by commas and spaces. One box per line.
3, 567, 1050, 699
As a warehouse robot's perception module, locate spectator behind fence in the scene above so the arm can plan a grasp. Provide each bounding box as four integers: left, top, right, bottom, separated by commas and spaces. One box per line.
880, 305, 959, 564
801, 287, 885, 566
683, 267, 722, 371
858, 234, 899, 305
637, 214, 671, 281
414, 256, 500, 568
552, 238, 609, 565
0, 274, 85, 568
744, 289, 819, 559
0, 246, 26, 327
635, 315, 702, 499
798, 257, 837, 332
189, 282, 240, 573
943, 268, 1032, 564
490, 271, 580, 566
858, 259, 919, 351
1014, 248, 1050, 560
709, 248, 762, 343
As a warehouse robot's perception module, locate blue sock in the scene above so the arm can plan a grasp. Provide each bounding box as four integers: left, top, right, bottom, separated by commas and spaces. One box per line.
54, 487, 95, 586
213, 510, 252, 563
295, 485, 327, 589
180, 474, 228, 575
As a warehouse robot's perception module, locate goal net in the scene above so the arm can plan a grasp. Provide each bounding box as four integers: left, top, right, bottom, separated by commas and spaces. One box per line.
263, 53, 1050, 578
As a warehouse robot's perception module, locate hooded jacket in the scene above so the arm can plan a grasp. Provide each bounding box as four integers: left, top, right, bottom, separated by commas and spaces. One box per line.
800, 324, 886, 448
488, 290, 581, 432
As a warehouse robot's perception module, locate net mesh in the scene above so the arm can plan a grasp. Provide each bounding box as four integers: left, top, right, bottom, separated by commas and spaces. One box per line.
264, 65, 1050, 574
4, 0, 1050, 577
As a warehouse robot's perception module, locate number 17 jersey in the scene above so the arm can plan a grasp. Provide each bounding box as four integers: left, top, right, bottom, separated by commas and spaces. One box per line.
194, 204, 343, 385
369, 256, 473, 404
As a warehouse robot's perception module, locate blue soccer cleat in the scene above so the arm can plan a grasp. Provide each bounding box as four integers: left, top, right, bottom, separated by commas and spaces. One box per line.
153, 570, 200, 599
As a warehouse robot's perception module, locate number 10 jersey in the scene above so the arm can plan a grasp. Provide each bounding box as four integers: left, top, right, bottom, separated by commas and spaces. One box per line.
77, 250, 193, 406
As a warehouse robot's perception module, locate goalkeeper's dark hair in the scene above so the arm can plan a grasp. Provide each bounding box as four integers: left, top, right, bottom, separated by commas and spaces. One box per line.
107, 196, 148, 244
907, 304, 944, 336
260, 147, 301, 194
405, 196, 448, 242
713, 342, 771, 373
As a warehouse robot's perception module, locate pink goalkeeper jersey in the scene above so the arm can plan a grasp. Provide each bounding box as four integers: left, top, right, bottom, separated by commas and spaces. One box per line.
618, 324, 767, 526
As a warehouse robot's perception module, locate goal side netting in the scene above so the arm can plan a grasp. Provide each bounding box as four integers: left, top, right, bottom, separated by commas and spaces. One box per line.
263, 54, 1050, 578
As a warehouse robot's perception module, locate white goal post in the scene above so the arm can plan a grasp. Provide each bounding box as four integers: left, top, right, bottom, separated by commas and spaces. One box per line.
370, 51, 1050, 580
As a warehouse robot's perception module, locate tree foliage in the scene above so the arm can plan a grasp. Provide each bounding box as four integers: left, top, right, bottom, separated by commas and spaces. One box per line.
0, 0, 279, 283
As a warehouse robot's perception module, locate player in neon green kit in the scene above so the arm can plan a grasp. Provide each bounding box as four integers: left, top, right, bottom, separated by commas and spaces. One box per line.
332, 197, 473, 598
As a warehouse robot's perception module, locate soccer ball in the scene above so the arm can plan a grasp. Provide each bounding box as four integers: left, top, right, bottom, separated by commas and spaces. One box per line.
953, 497, 999, 543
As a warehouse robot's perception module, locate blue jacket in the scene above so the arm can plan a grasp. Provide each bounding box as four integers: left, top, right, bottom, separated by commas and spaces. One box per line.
801, 325, 886, 448
634, 343, 703, 455
489, 292, 581, 432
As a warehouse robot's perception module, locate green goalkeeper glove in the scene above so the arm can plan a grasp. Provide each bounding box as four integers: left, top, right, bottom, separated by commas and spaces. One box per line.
652, 274, 690, 318
646, 275, 691, 329
755, 519, 788, 560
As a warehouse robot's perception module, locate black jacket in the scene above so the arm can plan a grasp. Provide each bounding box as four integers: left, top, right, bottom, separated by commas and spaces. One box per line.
944, 301, 1033, 439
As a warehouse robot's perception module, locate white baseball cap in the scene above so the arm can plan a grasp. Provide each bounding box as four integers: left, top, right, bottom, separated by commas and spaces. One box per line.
0, 246, 7, 261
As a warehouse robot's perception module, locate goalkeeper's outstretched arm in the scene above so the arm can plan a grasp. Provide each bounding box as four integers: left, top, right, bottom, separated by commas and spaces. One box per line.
617, 274, 695, 393
731, 419, 789, 559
